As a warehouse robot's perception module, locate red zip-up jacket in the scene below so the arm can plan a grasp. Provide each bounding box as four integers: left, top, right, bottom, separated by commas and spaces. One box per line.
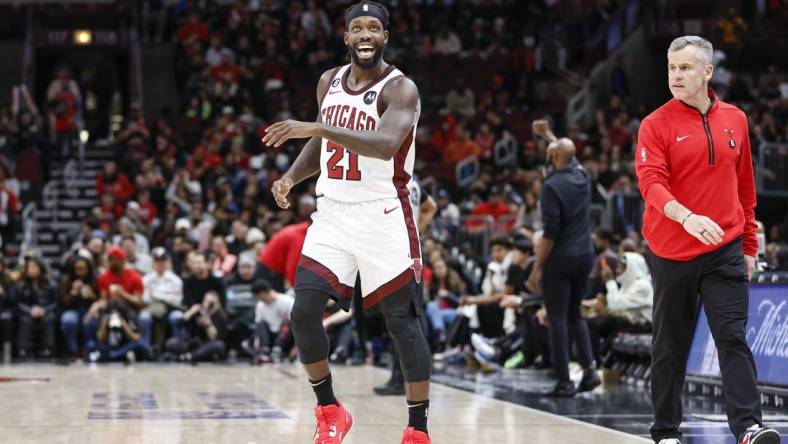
636, 92, 757, 261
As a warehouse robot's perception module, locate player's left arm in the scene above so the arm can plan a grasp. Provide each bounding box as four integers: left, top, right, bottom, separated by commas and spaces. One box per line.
262, 77, 420, 161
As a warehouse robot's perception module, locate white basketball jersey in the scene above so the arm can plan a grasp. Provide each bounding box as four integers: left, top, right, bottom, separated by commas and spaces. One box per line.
316, 64, 420, 203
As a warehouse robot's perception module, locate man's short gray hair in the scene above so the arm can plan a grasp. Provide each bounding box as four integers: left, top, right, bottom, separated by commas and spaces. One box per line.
668, 35, 713, 65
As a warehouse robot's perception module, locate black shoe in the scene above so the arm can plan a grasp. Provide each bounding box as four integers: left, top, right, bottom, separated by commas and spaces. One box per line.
578, 369, 601, 392
737, 425, 780, 444
373, 379, 406, 396
549, 380, 577, 397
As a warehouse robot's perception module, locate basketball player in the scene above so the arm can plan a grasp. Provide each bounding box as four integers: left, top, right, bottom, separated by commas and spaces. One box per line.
262, 2, 431, 443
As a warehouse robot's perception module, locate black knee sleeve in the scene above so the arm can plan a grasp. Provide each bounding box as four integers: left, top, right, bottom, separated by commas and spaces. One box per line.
380, 281, 432, 382
290, 288, 331, 364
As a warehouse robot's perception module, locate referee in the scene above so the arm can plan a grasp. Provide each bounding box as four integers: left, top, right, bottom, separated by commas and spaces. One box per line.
636, 36, 779, 444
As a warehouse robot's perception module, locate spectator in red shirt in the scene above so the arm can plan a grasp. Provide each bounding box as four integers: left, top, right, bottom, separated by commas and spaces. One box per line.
136, 189, 158, 225
605, 114, 631, 151
177, 13, 209, 46
259, 220, 310, 289
466, 186, 513, 229
98, 192, 124, 228
96, 161, 135, 205
210, 53, 239, 83
46, 67, 81, 158
85, 246, 152, 352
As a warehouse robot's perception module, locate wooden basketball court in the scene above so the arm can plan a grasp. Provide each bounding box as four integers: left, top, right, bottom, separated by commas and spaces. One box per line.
0, 364, 648, 443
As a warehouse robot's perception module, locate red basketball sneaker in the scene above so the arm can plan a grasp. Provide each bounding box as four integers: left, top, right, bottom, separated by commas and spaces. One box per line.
312, 401, 353, 444
401, 427, 431, 444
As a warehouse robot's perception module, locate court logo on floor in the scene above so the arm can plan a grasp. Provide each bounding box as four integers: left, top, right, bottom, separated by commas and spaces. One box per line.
88, 391, 288, 419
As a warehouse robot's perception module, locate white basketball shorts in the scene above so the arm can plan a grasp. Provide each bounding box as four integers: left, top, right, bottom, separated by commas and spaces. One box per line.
297, 196, 422, 309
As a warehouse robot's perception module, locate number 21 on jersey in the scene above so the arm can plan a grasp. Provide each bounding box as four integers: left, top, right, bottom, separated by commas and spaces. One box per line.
326, 141, 361, 181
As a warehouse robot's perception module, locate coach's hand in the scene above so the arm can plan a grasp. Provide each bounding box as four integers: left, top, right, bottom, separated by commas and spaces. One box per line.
744, 254, 756, 280
683, 214, 724, 246
532, 120, 550, 138
271, 176, 294, 209
262, 120, 318, 148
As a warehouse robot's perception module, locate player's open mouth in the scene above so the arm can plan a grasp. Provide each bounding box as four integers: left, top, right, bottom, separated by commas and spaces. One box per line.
356, 43, 376, 58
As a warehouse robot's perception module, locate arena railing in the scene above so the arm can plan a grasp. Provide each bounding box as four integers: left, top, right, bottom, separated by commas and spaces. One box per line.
606, 191, 644, 236
431, 215, 495, 260
18, 202, 37, 266
756, 141, 788, 198
455, 155, 479, 189
493, 134, 517, 167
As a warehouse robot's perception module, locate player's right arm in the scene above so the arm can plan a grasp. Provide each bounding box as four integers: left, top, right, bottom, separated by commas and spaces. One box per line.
271, 69, 334, 209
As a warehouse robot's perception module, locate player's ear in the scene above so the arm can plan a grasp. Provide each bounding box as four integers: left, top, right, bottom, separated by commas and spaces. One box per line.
343, 31, 349, 46
384, 30, 389, 45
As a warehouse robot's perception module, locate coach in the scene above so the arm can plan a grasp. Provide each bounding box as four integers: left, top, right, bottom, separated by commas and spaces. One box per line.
529, 121, 599, 397
636, 36, 778, 444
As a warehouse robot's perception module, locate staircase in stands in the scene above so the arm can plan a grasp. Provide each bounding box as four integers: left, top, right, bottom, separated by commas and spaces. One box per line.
20, 143, 112, 268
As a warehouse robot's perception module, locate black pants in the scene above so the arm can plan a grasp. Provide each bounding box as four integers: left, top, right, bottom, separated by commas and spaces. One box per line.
17, 312, 56, 353
0, 309, 13, 343
587, 316, 651, 367
252, 320, 294, 353
648, 238, 761, 441
543, 254, 595, 382
165, 337, 226, 362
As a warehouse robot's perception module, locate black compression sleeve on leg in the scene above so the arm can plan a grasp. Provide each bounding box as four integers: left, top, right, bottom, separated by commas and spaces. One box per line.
380, 281, 432, 382
290, 288, 331, 364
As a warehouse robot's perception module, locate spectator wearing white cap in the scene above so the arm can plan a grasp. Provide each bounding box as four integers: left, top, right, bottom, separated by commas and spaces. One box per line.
142, 247, 185, 346
175, 217, 192, 233
244, 227, 265, 256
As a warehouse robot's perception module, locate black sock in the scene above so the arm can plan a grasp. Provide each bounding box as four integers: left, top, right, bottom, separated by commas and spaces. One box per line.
310, 373, 338, 406
407, 399, 429, 434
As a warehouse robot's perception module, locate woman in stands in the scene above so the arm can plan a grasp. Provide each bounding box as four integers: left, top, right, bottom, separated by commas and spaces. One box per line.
58, 255, 99, 359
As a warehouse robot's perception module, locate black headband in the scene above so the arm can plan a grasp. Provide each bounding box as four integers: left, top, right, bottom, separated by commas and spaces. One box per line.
346, 3, 388, 29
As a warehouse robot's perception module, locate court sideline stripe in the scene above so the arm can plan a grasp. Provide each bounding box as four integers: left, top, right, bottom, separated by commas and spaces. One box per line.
417, 368, 652, 442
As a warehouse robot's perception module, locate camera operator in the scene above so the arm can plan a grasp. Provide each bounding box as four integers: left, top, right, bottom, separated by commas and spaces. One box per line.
164, 291, 227, 363
88, 299, 148, 363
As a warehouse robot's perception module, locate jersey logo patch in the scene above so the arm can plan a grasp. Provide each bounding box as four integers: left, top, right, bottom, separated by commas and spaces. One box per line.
331, 78, 340, 87
383, 207, 398, 215
363, 91, 377, 105
723, 128, 736, 148
640, 147, 646, 163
